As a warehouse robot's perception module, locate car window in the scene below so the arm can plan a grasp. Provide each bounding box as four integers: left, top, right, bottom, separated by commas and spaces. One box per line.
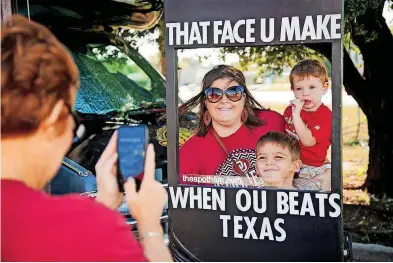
71, 43, 163, 115
91, 45, 153, 91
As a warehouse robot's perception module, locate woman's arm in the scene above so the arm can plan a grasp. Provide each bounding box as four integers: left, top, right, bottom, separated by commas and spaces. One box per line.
138, 221, 172, 262
95, 132, 172, 262
124, 144, 173, 262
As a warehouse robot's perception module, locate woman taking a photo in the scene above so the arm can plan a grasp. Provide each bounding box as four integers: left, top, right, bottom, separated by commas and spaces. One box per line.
179, 65, 285, 187
1, 15, 171, 262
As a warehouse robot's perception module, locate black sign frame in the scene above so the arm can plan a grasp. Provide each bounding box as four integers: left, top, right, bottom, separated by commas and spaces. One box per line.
164, 0, 344, 261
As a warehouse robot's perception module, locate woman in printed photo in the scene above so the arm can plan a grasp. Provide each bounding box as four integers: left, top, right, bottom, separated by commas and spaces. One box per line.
178, 65, 285, 187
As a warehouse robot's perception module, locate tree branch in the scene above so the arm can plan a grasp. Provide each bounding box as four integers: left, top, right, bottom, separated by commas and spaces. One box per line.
304, 43, 331, 60
305, 43, 369, 113
350, 1, 393, 86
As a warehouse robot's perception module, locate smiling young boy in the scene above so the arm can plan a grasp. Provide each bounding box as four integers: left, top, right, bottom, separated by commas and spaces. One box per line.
255, 132, 302, 189
283, 59, 332, 191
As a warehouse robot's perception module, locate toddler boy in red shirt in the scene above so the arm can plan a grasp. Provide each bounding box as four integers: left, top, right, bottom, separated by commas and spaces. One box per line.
283, 59, 332, 191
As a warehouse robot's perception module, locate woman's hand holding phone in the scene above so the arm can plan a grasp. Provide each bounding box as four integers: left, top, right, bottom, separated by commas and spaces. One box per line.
124, 144, 168, 225
125, 144, 172, 262
95, 128, 168, 219
95, 132, 172, 261
95, 131, 123, 210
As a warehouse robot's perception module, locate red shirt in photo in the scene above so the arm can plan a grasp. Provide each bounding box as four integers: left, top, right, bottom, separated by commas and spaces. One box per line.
179, 109, 285, 183
283, 103, 332, 167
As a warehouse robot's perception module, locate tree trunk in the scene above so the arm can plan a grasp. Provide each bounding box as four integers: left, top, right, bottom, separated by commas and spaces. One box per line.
348, 2, 393, 197
366, 110, 393, 197
310, 2, 393, 197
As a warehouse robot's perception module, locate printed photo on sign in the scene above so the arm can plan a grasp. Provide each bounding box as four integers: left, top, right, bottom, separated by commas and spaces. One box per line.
177, 45, 333, 192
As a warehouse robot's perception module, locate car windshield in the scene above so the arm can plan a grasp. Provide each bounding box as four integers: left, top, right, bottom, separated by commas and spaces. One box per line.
17, 3, 166, 117
70, 43, 165, 116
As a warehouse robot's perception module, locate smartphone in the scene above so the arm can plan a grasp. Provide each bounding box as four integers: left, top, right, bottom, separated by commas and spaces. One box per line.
117, 125, 149, 192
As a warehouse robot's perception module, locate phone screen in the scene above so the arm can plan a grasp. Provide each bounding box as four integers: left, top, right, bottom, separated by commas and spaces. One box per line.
117, 125, 149, 190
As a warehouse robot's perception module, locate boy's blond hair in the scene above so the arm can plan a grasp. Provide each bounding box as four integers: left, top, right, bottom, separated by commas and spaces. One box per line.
256, 132, 300, 161
289, 59, 329, 90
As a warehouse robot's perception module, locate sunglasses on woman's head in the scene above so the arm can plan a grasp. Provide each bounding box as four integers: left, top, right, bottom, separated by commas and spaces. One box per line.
204, 85, 245, 103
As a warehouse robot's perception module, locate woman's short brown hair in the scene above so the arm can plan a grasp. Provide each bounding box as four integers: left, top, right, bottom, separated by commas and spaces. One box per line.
1, 15, 79, 136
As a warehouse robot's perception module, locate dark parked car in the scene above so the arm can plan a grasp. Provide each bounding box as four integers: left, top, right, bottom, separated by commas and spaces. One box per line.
15, 0, 197, 228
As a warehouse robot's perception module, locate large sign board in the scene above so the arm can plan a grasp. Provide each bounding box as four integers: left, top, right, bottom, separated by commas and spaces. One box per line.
164, 0, 343, 261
